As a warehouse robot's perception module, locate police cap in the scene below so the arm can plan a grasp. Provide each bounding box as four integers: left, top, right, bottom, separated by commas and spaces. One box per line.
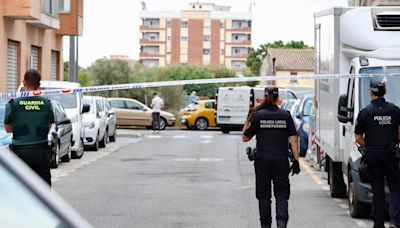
369, 78, 386, 93
265, 87, 279, 96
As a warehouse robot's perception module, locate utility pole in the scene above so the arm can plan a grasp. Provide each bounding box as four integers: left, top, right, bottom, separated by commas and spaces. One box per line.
69, 0, 79, 83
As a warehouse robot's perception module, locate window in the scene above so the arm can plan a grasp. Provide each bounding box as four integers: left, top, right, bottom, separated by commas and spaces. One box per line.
203, 49, 210, 55
54, 105, 63, 123
110, 100, 125, 109
205, 102, 214, 109
181, 36, 188, 41
166, 20, 171, 28
42, 0, 59, 17
30, 46, 41, 71
7, 40, 19, 92
167, 36, 171, 41
204, 20, 211, 28
203, 35, 210, 42
50, 51, 59, 81
220, 49, 225, 55
126, 101, 143, 110
181, 48, 188, 55
290, 72, 298, 84
59, 0, 70, 12
181, 21, 188, 28
220, 21, 225, 28
247, 34, 251, 41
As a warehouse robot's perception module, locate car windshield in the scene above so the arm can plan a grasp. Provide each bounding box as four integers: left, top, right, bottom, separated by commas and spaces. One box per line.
302, 99, 313, 116
360, 66, 400, 108
44, 94, 77, 109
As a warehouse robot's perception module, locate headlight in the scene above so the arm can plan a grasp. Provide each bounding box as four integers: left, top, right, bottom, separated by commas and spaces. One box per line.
84, 122, 95, 129
302, 123, 310, 133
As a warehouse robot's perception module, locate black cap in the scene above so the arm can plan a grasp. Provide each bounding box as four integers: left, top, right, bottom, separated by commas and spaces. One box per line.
369, 78, 386, 93
265, 87, 279, 96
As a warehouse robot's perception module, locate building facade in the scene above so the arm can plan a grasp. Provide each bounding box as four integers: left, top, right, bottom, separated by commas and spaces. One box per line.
139, 2, 252, 71
0, 0, 83, 92
260, 48, 314, 87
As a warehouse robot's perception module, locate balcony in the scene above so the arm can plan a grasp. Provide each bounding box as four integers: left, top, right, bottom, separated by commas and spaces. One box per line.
26, 0, 60, 29
56, 0, 84, 35
2, 0, 41, 20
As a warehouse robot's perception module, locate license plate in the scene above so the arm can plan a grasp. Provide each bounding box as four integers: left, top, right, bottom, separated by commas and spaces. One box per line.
219, 116, 230, 121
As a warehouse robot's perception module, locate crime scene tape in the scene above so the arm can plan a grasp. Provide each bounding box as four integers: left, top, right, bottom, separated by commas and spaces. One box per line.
1, 73, 399, 99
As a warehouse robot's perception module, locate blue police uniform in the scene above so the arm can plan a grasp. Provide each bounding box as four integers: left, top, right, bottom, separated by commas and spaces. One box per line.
355, 80, 400, 228
244, 100, 297, 228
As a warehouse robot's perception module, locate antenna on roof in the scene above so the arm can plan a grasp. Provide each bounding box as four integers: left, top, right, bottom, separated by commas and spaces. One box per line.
140, 1, 147, 11
249, 1, 255, 12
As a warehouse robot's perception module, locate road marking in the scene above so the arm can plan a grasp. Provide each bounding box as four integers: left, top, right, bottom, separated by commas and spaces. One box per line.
299, 160, 324, 185
200, 139, 215, 144
173, 135, 187, 139
172, 158, 197, 162
237, 186, 255, 189
200, 135, 213, 139
147, 135, 162, 139
355, 220, 367, 227
199, 158, 222, 162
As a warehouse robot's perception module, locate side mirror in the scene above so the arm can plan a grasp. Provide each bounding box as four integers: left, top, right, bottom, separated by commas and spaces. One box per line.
337, 94, 352, 123
108, 112, 115, 117
295, 112, 301, 119
59, 119, 72, 125
82, 104, 90, 114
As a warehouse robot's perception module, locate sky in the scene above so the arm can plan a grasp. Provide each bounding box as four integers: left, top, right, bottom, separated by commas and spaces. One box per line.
65, 0, 349, 68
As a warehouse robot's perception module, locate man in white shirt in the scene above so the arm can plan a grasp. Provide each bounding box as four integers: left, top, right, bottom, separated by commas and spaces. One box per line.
151, 92, 164, 131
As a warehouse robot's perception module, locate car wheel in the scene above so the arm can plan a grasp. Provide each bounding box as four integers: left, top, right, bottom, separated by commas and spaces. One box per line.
100, 130, 107, 148
221, 127, 230, 134
159, 117, 167, 130
195, 118, 208, 131
61, 143, 71, 162
71, 138, 85, 159
109, 128, 116, 142
91, 135, 99, 151
50, 144, 59, 169
348, 172, 371, 218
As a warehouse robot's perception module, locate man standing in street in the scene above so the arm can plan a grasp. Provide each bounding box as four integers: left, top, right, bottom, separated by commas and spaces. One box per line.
151, 92, 164, 132
355, 78, 400, 228
4, 69, 55, 186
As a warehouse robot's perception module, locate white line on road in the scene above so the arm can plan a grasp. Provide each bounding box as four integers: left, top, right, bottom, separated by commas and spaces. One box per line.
199, 158, 222, 162
200, 140, 215, 144
355, 220, 367, 227
200, 135, 213, 139
236, 186, 255, 189
172, 158, 197, 162
147, 135, 162, 139
173, 135, 187, 139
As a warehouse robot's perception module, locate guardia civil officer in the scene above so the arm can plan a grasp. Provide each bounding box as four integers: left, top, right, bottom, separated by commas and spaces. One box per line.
242, 87, 300, 228
4, 69, 55, 186
355, 79, 400, 228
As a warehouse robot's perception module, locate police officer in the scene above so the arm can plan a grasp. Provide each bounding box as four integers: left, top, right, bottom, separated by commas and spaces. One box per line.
355, 79, 400, 228
242, 87, 300, 228
4, 69, 55, 186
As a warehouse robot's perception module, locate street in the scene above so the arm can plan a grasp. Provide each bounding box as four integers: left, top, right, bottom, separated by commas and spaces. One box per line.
53, 130, 378, 228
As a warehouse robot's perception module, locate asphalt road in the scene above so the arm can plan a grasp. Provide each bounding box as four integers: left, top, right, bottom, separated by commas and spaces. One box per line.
53, 130, 378, 228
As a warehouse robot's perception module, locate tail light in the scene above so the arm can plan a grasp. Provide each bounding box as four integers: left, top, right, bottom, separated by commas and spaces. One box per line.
215, 94, 218, 110
249, 90, 254, 110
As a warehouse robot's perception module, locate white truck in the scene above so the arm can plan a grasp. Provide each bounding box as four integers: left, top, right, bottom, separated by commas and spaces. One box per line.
314, 7, 400, 217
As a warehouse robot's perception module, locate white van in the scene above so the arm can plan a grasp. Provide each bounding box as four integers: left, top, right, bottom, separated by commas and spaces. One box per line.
216, 87, 297, 134
18, 81, 87, 159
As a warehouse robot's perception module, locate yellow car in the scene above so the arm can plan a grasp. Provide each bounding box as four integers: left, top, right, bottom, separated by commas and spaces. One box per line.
181, 100, 216, 130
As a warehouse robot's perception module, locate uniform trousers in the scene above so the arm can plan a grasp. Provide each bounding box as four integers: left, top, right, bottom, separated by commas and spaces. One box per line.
367, 149, 400, 228
14, 143, 51, 186
255, 155, 290, 226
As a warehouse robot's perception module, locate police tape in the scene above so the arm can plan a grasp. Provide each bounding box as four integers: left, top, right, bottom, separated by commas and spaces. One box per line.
2, 73, 399, 99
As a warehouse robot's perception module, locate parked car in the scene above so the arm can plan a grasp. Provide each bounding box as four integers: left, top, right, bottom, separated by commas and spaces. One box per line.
0, 99, 12, 145
0, 149, 92, 228
18, 81, 90, 159
108, 98, 176, 130
104, 99, 117, 142
82, 96, 108, 151
49, 100, 73, 168
294, 95, 314, 157
181, 99, 216, 130
281, 99, 297, 112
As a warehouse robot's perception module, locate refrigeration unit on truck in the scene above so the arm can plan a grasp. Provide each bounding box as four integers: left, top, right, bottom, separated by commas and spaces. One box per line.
314, 7, 400, 218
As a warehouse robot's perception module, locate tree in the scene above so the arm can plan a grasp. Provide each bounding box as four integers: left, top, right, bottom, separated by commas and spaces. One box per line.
246, 40, 310, 75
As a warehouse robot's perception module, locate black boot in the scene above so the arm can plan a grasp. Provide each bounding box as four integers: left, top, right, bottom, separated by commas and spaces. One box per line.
261, 224, 271, 228
277, 220, 287, 228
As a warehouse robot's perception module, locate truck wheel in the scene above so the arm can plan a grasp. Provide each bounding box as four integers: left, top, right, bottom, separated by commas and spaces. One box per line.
221, 127, 230, 134
329, 159, 347, 198
348, 172, 371, 218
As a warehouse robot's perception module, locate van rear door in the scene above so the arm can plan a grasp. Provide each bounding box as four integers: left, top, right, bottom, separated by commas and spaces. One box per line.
216, 87, 251, 126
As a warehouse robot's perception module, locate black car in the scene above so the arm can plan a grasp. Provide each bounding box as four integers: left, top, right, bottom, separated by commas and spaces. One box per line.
49, 100, 73, 168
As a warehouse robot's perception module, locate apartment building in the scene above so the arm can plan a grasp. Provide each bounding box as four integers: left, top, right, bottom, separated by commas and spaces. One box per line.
139, 2, 252, 71
0, 0, 83, 92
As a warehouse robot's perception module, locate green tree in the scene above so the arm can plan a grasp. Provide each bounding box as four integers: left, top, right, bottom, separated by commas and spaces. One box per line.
246, 40, 310, 75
